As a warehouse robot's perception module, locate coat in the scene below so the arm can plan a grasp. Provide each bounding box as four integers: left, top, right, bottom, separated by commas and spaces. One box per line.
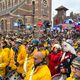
17, 45, 27, 74
24, 65, 51, 80
9, 48, 17, 70
23, 55, 34, 74
66, 73, 75, 80
66, 77, 73, 80
0, 48, 10, 77
48, 51, 62, 76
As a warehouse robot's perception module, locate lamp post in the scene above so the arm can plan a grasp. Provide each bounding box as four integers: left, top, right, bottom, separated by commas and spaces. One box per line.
32, 0, 35, 28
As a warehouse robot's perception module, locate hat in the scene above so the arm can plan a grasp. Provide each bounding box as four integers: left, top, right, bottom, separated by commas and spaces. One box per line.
53, 44, 61, 49
72, 57, 80, 69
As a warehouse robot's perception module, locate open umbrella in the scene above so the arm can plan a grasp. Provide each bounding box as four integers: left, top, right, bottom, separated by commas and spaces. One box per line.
61, 24, 74, 29
64, 19, 74, 24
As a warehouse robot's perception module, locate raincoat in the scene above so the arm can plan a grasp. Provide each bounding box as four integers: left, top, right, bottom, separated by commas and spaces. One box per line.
23, 55, 34, 74
24, 65, 51, 80
48, 51, 62, 76
41, 49, 49, 57
9, 48, 17, 70
66, 73, 77, 80
17, 45, 27, 74
0, 48, 10, 77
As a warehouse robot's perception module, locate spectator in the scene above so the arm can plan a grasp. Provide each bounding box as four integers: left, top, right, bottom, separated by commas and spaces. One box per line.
24, 51, 51, 80
67, 57, 80, 80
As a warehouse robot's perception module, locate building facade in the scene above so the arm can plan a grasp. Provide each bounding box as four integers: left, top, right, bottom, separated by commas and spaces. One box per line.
54, 6, 68, 24
0, 0, 52, 32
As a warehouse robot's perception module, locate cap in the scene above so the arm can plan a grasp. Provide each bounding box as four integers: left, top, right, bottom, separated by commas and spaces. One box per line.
72, 57, 80, 69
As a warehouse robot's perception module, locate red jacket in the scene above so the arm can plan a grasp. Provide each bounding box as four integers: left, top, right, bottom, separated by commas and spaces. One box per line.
48, 51, 62, 76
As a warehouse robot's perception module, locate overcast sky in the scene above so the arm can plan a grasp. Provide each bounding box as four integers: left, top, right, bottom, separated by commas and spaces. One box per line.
52, 0, 80, 17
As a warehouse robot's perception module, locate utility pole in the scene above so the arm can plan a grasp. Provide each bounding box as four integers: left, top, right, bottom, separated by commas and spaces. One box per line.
32, 0, 35, 28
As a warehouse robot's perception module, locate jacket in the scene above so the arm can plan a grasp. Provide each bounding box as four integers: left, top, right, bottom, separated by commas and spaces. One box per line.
24, 65, 51, 80
48, 51, 62, 76
9, 48, 17, 70
0, 48, 10, 77
66, 73, 75, 80
17, 45, 27, 74
23, 55, 34, 74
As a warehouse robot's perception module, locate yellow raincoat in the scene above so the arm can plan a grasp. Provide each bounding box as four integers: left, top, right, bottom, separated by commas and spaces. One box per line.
66, 73, 75, 80
41, 49, 49, 57
0, 48, 10, 77
24, 65, 51, 80
73, 42, 78, 49
23, 55, 34, 74
23, 48, 38, 75
9, 48, 17, 70
17, 45, 27, 74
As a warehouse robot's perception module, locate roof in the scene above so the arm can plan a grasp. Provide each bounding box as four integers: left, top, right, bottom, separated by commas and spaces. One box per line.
55, 6, 68, 11
0, 0, 26, 16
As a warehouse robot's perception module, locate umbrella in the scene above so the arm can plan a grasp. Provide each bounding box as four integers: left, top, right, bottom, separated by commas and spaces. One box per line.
78, 22, 80, 26
61, 24, 74, 29
61, 24, 68, 29
64, 19, 74, 24
53, 26, 60, 32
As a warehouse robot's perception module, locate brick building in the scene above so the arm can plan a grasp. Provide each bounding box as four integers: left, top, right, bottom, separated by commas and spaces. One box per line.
54, 6, 68, 24
0, 0, 52, 32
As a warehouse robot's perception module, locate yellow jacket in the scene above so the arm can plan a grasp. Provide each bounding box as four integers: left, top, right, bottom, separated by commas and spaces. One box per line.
66, 77, 75, 80
32, 49, 38, 55
23, 55, 34, 74
0, 48, 10, 77
73, 42, 78, 49
66, 73, 75, 80
41, 49, 49, 57
17, 45, 27, 74
9, 48, 17, 70
24, 65, 51, 80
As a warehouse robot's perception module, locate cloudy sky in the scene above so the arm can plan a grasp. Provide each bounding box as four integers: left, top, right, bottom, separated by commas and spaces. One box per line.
52, 0, 80, 17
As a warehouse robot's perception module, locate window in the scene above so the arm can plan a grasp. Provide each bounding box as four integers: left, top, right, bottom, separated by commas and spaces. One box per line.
0, 20, 4, 30
0, 3, 2, 11
5, 0, 7, 9
43, 0, 48, 7
42, 0, 48, 16
27, 0, 30, 3
2, 1, 5, 10
15, 0, 18, 4
11, 0, 13, 7
7, 0, 11, 7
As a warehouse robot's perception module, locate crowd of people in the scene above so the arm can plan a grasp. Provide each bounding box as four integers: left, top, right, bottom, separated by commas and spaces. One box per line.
0, 27, 80, 80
